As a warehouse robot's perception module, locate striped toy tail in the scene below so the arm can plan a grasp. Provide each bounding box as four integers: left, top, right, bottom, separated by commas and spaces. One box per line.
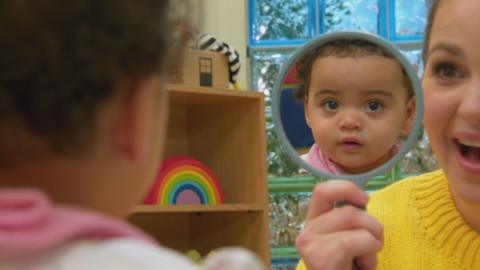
196, 33, 241, 85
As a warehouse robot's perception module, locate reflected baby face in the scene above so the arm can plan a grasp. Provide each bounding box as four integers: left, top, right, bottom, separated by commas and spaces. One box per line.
305, 55, 414, 174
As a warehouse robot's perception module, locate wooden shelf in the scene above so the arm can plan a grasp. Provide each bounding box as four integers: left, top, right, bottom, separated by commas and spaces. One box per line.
129, 211, 268, 261
131, 203, 265, 214
128, 85, 270, 267
163, 85, 267, 205
166, 83, 263, 96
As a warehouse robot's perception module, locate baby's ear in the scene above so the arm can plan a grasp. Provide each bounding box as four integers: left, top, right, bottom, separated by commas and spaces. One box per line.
401, 98, 416, 137
111, 76, 160, 163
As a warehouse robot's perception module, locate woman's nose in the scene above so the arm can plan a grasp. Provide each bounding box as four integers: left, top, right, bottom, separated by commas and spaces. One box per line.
458, 78, 480, 127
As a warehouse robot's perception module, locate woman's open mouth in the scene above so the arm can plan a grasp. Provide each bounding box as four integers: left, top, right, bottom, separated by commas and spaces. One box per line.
455, 138, 480, 172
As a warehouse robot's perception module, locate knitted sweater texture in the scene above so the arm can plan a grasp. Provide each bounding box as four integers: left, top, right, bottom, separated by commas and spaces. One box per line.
296, 170, 480, 269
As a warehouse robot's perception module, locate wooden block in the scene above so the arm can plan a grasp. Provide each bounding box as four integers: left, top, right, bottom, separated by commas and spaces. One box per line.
168, 49, 230, 89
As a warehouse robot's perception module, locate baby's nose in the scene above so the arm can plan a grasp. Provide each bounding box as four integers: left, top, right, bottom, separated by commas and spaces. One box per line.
338, 111, 362, 130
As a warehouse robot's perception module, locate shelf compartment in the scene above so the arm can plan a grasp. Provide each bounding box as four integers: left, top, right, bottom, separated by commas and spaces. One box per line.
128, 210, 269, 267
164, 85, 268, 205
131, 84, 270, 268
131, 203, 265, 213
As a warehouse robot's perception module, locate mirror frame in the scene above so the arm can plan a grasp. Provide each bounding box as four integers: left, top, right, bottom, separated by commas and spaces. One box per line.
272, 31, 424, 187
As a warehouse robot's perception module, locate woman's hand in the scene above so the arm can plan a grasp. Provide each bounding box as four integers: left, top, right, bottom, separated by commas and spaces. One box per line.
295, 180, 383, 270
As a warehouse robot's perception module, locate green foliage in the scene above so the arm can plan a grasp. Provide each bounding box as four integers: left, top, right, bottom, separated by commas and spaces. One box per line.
266, 115, 301, 176
254, 0, 310, 41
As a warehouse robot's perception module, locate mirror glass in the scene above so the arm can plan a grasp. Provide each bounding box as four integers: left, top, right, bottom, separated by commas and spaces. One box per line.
272, 31, 424, 187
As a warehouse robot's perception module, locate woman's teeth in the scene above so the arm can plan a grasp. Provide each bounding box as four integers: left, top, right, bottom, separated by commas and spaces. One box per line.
458, 140, 480, 163
458, 139, 480, 148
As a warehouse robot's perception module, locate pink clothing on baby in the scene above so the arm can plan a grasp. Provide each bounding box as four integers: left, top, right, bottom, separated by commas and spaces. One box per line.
0, 188, 154, 260
306, 144, 346, 175
305, 143, 400, 175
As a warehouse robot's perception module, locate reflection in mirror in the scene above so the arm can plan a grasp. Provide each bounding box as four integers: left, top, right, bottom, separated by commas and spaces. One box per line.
274, 33, 422, 184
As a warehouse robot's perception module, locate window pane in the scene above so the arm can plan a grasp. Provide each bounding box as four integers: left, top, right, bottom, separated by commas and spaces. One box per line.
401, 48, 423, 78
399, 48, 438, 175
269, 193, 310, 247
251, 0, 313, 44
250, 49, 303, 176
271, 258, 300, 270
250, 50, 294, 94
394, 0, 427, 38
323, 0, 379, 34
400, 130, 439, 175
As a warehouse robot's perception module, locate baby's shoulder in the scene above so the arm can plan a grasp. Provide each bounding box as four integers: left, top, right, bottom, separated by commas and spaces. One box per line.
2, 239, 200, 270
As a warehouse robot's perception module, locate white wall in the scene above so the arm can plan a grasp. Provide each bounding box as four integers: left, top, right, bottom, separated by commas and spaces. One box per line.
189, 0, 249, 90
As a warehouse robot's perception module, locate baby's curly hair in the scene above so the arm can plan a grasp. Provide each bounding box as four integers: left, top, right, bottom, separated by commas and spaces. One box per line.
293, 39, 414, 102
0, 0, 187, 164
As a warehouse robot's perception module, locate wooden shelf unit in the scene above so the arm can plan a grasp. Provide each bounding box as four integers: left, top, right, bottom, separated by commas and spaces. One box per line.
128, 84, 270, 267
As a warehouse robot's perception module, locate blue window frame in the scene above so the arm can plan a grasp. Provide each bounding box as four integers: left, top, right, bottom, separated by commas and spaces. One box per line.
248, 0, 317, 46
389, 0, 428, 41
248, 0, 428, 93
248, 0, 427, 47
321, 0, 384, 35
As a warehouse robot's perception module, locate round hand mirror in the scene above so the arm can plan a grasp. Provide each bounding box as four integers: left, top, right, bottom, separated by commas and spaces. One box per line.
272, 31, 424, 188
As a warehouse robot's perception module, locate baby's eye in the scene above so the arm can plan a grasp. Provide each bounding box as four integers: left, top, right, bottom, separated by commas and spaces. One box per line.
365, 101, 383, 112
434, 63, 464, 79
322, 100, 339, 111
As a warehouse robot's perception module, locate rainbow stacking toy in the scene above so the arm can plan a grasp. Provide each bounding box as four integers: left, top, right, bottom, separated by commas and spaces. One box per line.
144, 156, 224, 205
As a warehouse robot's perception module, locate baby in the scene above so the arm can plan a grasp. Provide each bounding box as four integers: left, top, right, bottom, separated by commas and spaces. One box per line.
0, 1, 263, 269
295, 39, 415, 175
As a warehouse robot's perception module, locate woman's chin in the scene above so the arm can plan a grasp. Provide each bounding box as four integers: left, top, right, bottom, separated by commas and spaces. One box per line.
446, 163, 480, 205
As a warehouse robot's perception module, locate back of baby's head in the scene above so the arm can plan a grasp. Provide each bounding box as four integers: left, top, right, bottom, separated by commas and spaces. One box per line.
0, 0, 181, 167
294, 39, 413, 101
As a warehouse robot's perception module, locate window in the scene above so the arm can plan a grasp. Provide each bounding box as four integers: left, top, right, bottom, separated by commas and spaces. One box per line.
249, 0, 432, 177
199, 57, 213, 87
249, 0, 428, 92
253, 3, 437, 265
249, 0, 427, 46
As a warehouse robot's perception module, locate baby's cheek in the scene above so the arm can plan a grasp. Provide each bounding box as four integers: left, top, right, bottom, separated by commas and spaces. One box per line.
373, 128, 398, 156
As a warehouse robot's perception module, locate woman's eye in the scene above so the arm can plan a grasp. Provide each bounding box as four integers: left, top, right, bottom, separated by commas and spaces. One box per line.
365, 101, 382, 112
322, 100, 339, 111
434, 63, 464, 79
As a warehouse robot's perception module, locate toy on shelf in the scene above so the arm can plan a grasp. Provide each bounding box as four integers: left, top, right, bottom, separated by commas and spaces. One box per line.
144, 156, 224, 205
185, 249, 203, 263
185, 248, 265, 270
167, 48, 230, 89
202, 247, 265, 270
196, 33, 241, 89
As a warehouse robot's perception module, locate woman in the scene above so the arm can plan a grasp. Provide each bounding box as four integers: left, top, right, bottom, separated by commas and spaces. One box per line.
296, 1, 480, 269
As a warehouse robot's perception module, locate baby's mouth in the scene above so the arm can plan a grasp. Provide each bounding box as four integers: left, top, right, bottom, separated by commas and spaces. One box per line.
342, 141, 362, 146
456, 139, 480, 163
338, 137, 363, 149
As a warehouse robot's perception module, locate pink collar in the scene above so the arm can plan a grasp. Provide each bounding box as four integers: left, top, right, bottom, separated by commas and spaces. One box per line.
0, 188, 154, 259
306, 143, 400, 175
306, 144, 346, 175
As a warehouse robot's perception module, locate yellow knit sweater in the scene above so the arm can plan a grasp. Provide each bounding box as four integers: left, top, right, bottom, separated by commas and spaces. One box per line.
296, 170, 480, 270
